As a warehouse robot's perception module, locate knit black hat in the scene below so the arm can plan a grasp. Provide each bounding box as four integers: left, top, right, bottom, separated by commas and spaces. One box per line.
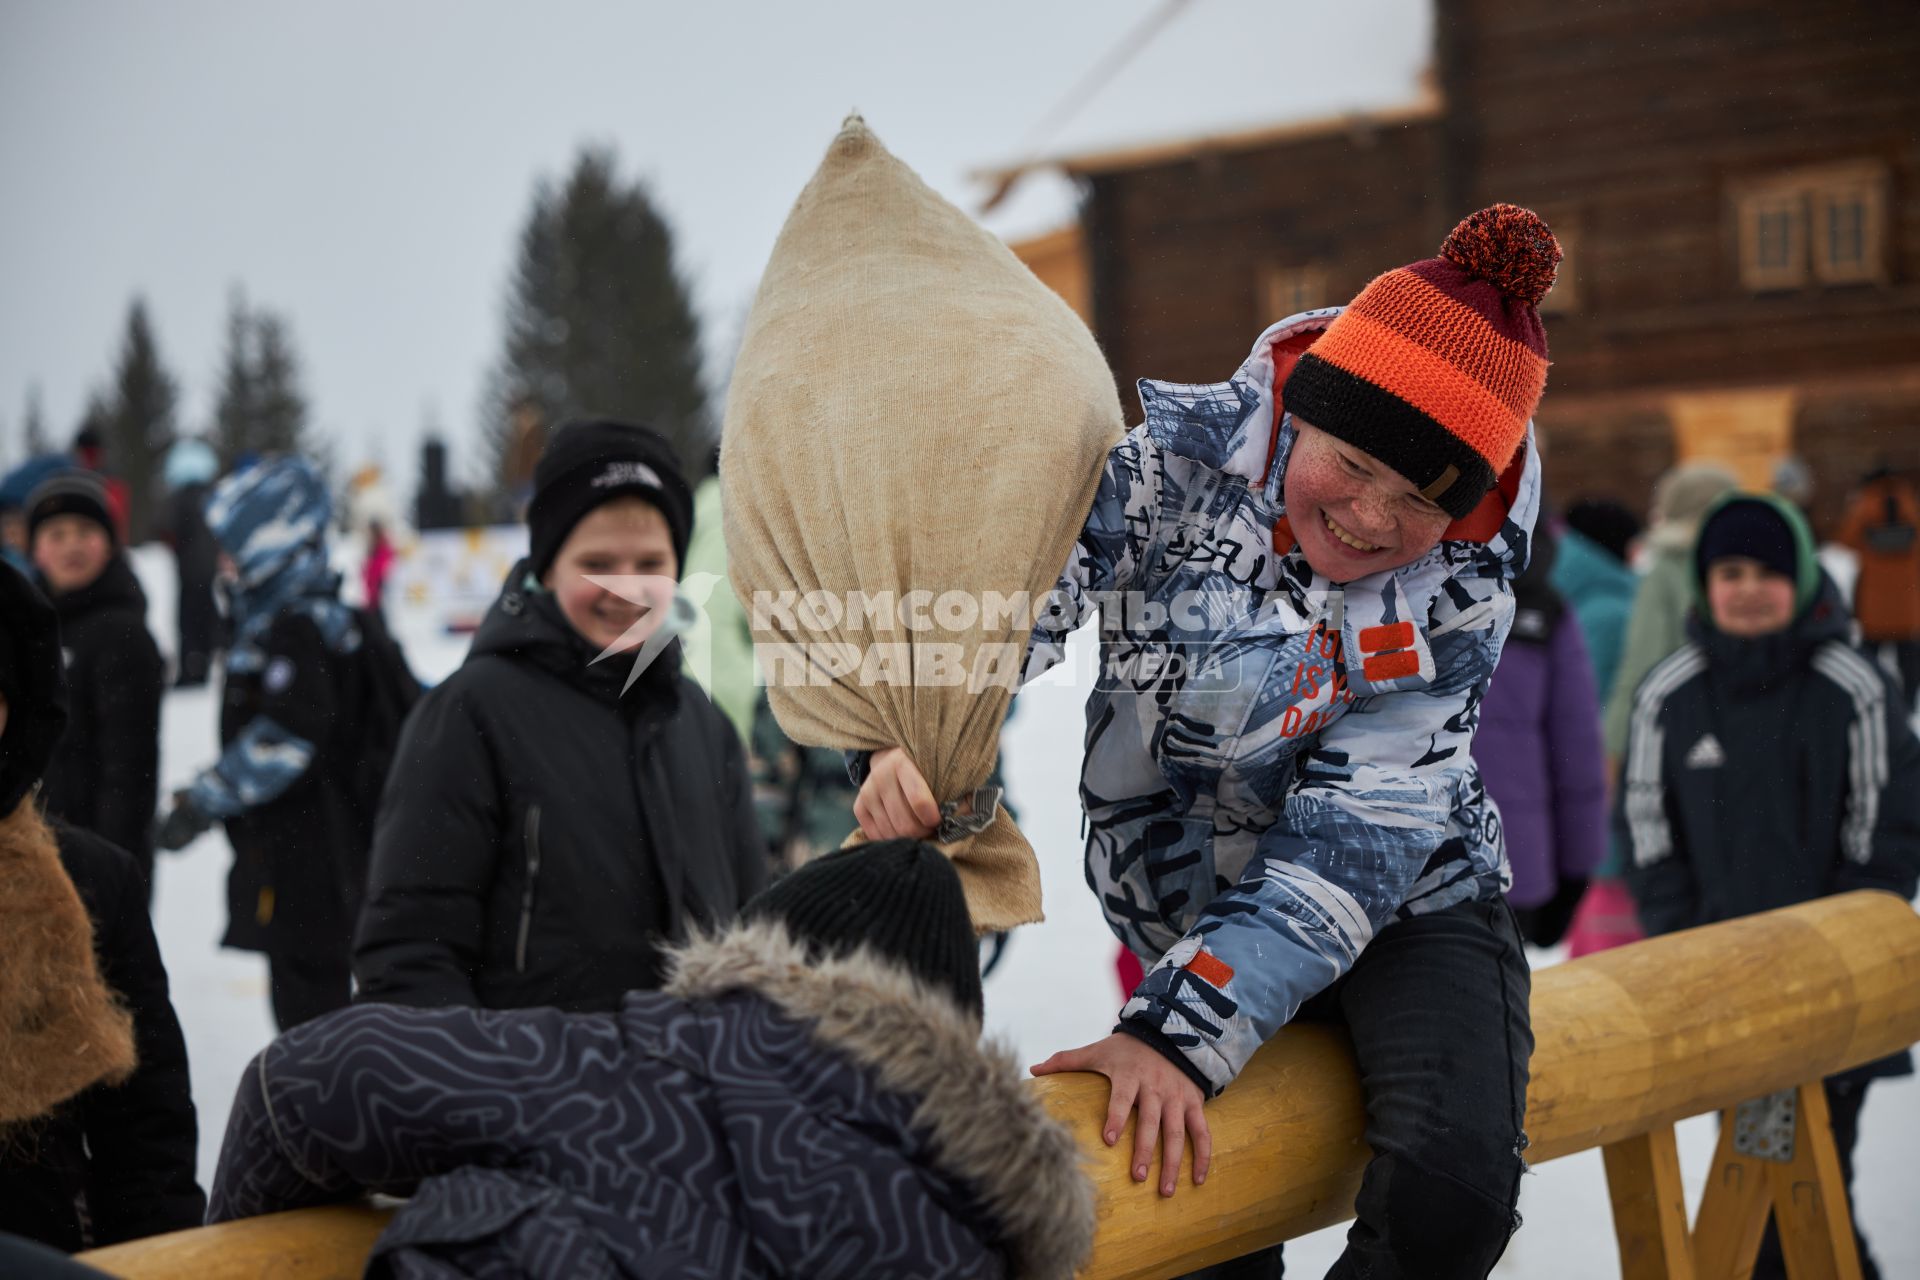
526, 420, 693, 580
1564, 498, 1641, 565
742, 839, 984, 1021
25, 470, 116, 549
1695, 493, 1818, 613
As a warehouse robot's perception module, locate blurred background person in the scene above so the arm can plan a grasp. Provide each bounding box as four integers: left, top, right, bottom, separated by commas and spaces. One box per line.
1836, 466, 1920, 711
1553, 499, 1642, 708
360, 517, 396, 620
679, 447, 757, 745
67, 426, 131, 544
1551, 497, 1648, 957
160, 438, 221, 688
1, 455, 69, 573
154, 458, 373, 1030
0, 560, 205, 1254
1770, 453, 1816, 523
353, 420, 767, 1013
26, 470, 164, 901
1478, 522, 1608, 947
1618, 492, 1920, 1280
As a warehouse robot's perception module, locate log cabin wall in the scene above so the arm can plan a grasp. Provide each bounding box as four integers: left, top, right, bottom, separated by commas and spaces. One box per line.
1440, 0, 1920, 531
1079, 115, 1444, 420
1074, 0, 1920, 533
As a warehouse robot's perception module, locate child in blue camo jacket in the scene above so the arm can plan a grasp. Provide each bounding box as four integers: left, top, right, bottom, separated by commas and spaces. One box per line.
154, 458, 373, 1032
856, 206, 1561, 1279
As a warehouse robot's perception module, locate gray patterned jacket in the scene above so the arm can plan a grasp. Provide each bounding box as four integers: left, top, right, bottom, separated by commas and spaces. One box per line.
209, 921, 1093, 1279
1025, 311, 1540, 1095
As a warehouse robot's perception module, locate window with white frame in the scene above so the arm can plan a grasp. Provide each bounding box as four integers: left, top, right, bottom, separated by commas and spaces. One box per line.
1737, 163, 1888, 292
1740, 190, 1809, 291
1812, 179, 1884, 284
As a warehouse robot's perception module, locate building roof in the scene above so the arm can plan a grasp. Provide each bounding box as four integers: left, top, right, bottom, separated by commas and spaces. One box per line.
978, 84, 1443, 193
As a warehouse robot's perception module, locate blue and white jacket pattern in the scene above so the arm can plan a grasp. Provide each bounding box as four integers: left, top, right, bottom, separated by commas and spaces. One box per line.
1025, 312, 1539, 1095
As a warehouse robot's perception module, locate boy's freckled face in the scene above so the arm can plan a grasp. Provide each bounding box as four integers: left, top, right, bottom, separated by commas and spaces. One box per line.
1282, 421, 1452, 582
1705, 558, 1796, 637
541, 497, 679, 654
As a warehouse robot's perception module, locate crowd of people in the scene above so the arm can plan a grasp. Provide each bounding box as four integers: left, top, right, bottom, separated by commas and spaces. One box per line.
3, 202, 1919, 1279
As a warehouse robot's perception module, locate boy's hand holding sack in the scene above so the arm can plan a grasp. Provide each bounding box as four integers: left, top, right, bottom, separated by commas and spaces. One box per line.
722, 116, 1124, 929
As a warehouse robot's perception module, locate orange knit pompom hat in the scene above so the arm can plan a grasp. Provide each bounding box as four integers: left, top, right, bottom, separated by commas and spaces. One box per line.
1282, 204, 1561, 518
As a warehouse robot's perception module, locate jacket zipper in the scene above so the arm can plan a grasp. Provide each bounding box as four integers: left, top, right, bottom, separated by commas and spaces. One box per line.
515, 804, 543, 973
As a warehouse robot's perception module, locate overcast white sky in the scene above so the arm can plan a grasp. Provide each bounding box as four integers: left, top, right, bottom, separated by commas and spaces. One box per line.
1, 0, 1428, 494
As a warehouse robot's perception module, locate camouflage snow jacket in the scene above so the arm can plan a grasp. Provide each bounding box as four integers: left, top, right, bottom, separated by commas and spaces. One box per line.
1024, 310, 1540, 1095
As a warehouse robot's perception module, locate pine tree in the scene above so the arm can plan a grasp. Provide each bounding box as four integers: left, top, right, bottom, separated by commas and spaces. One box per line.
251, 311, 310, 456
213, 290, 257, 466
105, 299, 178, 541
484, 148, 712, 505
21, 384, 49, 455
213, 289, 314, 466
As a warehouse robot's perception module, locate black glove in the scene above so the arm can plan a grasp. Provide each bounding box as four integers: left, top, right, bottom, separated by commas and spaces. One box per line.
1523, 876, 1590, 949
154, 793, 214, 851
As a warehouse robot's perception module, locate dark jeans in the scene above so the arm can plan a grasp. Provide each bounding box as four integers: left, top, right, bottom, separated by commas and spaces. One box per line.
269, 948, 353, 1031
1752, 1077, 1879, 1280
1182, 898, 1533, 1280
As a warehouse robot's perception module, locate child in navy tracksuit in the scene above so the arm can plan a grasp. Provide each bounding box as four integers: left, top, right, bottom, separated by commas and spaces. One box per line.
1620, 492, 1920, 1280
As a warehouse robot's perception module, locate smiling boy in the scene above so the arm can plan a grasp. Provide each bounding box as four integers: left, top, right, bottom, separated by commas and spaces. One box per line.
353, 420, 767, 1014
1620, 492, 1920, 1279
857, 207, 1557, 1278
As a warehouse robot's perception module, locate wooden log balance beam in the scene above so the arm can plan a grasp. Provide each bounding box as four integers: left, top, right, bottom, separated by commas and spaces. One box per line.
80, 891, 1920, 1280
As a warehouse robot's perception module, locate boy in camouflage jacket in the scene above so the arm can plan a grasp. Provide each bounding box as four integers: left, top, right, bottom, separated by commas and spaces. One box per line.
859, 207, 1560, 1278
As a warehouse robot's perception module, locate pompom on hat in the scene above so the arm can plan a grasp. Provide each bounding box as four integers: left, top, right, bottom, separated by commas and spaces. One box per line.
1283, 203, 1561, 519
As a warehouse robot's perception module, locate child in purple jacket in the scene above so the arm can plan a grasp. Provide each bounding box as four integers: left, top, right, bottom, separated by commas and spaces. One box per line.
1476, 522, 1608, 945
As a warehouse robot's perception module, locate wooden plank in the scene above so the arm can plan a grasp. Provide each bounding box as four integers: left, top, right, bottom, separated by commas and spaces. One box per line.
1768, 1082, 1865, 1280
79, 1204, 392, 1280
1602, 1126, 1697, 1280
76, 895, 1920, 1280
1690, 1110, 1773, 1280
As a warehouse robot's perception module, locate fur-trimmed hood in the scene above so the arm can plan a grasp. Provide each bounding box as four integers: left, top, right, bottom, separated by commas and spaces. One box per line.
664, 920, 1097, 1280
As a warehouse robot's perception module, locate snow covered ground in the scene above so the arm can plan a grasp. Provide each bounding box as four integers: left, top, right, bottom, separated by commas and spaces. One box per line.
128, 547, 1918, 1276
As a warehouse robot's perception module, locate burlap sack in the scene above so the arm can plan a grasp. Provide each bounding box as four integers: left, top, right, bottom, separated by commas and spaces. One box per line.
722, 117, 1123, 930
0, 802, 136, 1126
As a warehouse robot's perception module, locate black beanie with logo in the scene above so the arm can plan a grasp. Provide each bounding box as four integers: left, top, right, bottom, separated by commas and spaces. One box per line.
526, 420, 694, 580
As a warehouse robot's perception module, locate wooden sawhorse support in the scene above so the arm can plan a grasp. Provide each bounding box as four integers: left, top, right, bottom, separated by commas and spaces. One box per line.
1604, 1080, 1863, 1280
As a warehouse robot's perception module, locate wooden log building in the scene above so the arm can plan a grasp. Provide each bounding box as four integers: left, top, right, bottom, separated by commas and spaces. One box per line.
993, 0, 1920, 534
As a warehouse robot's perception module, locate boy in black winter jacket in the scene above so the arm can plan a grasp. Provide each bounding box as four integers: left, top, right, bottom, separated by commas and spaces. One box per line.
1618, 491, 1920, 1280
353, 421, 767, 1013
0, 560, 205, 1253
26, 471, 165, 898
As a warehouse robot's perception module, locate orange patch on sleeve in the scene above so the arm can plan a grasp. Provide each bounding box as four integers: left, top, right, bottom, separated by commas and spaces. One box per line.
1271, 516, 1295, 557
1363, 651, 1422, 682
1359, 621, 1415, 653
1183, 948, 1235, 988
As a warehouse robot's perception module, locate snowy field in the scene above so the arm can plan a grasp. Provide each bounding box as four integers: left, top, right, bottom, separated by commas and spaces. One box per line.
127, 547, 1919, 1277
